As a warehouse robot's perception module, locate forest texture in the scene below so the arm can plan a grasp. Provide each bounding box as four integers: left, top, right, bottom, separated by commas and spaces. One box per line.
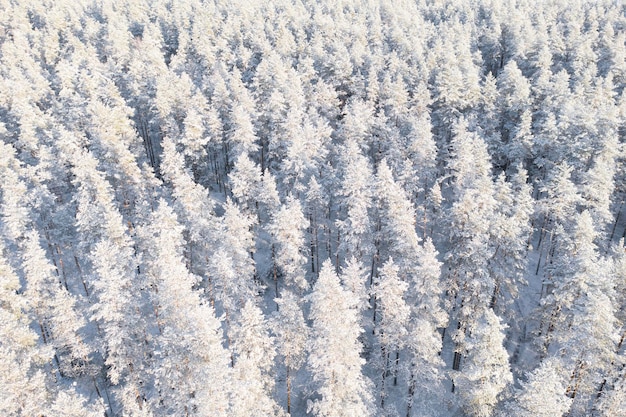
0, 0, 625, 416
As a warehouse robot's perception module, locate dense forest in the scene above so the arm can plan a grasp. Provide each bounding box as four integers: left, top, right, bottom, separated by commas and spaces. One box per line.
0, 0, 625, 416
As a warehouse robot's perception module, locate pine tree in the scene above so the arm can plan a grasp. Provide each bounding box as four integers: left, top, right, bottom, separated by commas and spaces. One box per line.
335, 134, 375, 264
340, 257, 371, 317
0, 238, 103, 417
280, 111, 330, 194
68, 144, 151, 407
307, 260, 375, 417
499, 358, 572, 417
160, 135, 219, 277
230, 301, 285, 417
455, 309, 512, 417
443, 120, 498, 368
268, 197, 309, 294
0, 240, 51, 417
497, 60, 532, 163
375, 159, 420, 269
208, 199, 260, 317
229, 153, 263, 216
595, 356, 626, 417
0, 145, 92, 380
488, 168, 533, 314
405, 238, 449, 417
137, 201, 232, 416
271, 291, 308, 415
539, 211, 619, 415
373, 258, 410, 410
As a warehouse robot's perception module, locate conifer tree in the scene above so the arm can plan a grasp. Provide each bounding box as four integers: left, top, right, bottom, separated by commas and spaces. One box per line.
268, 197, 309, 294
335, 135, 375, 264
137, 201, 232, 416
0, 229, 102, 417
340, 257, 371, 316
372, 258, 410, 410
538, 211, 619, 415
405, 238, 449, 417
443, 120, 498, 365
0, 144, 92, 380
207, 199, 260, 317
0, 241, 52, 417
488, 168, 533, 314
307, 260, 375, 417
231, 301, 285, 417
455, 309, 512, 417
499, 358, 572, 417
271, 291, 308, 415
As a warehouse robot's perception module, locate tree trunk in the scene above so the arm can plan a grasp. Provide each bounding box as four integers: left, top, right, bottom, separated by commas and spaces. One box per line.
287, 367, 292, 415
608, 200, 623, 244
406, 370, 416, 417
74, 255, 90, 297
393, 350, 400, 386
310, 212, 316, 273
566, 360, 585, 400
452, 351, 462, 371
273, 245, 279, 310
380, 343, 388, 408
336, 229, 340, 273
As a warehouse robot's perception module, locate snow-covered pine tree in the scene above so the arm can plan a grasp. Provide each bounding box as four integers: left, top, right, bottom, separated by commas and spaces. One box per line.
137, 201, 232, 416
69, 145, 151, 413
488, 167, 533, 314
372, 257, 410, 411
307, 259, 375, 417
0, 240, 100, 417
405, 237, 449, 417
0, 143, 92, 380
268, 195, 309, 296
498, 358, 572, 417
442, 119, 498, 372
271, 291, 309, 415
207, 198, 260, 318
230, 301, 285, 417
539, 211, 619, 415
334, 133, 375, 265
455, 308, 512, 417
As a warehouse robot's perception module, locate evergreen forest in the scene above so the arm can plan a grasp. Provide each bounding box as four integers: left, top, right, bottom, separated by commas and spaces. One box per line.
0, 0, 625, 416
